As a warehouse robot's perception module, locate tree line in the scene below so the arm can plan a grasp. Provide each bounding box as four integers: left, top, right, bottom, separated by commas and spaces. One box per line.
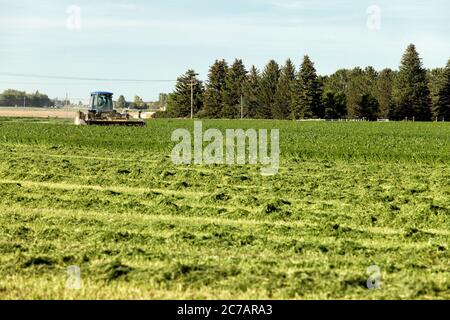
157, 44, 450, 121
0, 89, 52, 108
115, 94, 166, 110
0, 90, 164, 110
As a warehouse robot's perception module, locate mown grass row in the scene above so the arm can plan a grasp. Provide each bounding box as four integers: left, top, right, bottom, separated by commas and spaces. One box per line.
0, 203, 448, 299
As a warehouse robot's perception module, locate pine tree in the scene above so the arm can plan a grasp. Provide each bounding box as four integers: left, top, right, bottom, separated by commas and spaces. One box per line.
222, 59, 247, 118
393, 44, 431, 121
202, 60, 228, 118
375, 69, 395, 119
258, 60, 280, 119
242, 66, 261, 118
169, 70, 203, 118
273, 59, 296, 119
294, 55, 323, 119
428, 67, 446, 118
433, 60, 450, 120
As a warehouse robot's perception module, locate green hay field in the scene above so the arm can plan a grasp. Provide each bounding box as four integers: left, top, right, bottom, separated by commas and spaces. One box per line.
0, 118, 449, 299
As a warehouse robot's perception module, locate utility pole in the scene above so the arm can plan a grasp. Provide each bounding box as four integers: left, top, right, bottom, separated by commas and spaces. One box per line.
23, 96, 26, 108
240, 95, 244, 120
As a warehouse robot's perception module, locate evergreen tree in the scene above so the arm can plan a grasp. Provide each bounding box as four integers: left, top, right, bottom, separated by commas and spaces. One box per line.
222, 59, 247, 118
273, 59, 296, 119
294, 55, 323, 119
202, 59, 228, 118
242, 66, 261, 118
258, 60, 280, 119
375, 69, 395, 118
163, 45, 442, 121
393, 44, 431, 121
433, 60, 450, 120
116, 95, 126, 109
323, 90, 346, 119
428, 67, 446, 118
169, 69, 203, 118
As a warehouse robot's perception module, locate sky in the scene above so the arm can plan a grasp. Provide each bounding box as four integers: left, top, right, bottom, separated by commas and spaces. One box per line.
0, 0, 449, 102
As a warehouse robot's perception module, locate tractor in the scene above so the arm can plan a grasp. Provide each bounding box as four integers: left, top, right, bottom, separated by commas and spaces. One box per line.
75, 92, 145, 126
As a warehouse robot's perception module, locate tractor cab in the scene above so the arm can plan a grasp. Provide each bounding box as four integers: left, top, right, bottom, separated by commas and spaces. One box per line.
75, 91, 145, 126
89, 92, 113, 113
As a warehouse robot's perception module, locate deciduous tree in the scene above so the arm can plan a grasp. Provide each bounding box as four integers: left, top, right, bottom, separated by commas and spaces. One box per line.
433, 60, 450, 120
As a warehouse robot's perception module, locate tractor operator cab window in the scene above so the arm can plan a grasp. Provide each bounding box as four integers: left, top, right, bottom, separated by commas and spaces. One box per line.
98, 95, 106, 109
90, 94, 113, 112
97, 95, 112, 111
89, 95, 95, 110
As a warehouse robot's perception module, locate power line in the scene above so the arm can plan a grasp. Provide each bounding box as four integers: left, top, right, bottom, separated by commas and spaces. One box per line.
0, 81, 202, 86
0, 81, 168, 86
0, 72, 177, 83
